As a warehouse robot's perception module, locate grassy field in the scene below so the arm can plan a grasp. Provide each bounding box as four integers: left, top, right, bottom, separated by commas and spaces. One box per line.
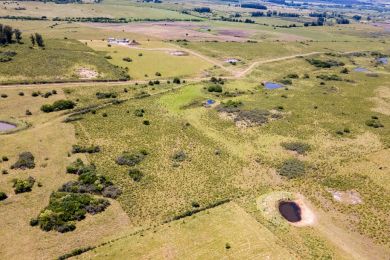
77, 202, 296, 259
0, 38, 127, 84
84, 40, 213, 80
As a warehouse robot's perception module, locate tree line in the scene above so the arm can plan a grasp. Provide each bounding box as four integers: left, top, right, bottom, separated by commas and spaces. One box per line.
0, 24, 22, 45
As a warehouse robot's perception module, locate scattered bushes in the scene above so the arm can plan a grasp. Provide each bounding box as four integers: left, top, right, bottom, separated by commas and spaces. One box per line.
12, 176, 35, 193
41, 100, 76, 113
316, 74, 342, 81
128, 169, 144, 182
96, 92, 117, 99
277, 158, 305, 179
0, 191, 7, 201
11, 152, 35, 169
71, 145, 101, 154
116, 150, 148, 166
281, 142, 310, 155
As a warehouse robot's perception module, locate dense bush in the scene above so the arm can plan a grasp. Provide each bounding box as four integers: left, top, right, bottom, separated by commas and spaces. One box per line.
41, 100, 76, 113
0, 191, 7, 201
277, 158, 305, 179
128, 169, 144, 182
116, 150, 148, 166
134, 108, 145, 117
35, 192, 109, 232
306, 58, 344, 68
71, 145, 101, 154
208, 85, 223, 93
11, 152, 35, 169
286, 73, 299, 79
281, 141, 311, 155
365, 117, 384, 128
12, 176, 35, 193
316, 74, 342, 81
122, 57, 132, 62
279, 79, 292, 85
66, 158, 95, 175
173, 77, 181, 84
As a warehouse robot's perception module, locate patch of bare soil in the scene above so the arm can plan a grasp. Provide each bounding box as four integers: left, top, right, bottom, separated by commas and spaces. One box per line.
370, 86, 390, 115
169, 51, 189, 56
287, 195, 316, 227
76, 68, 99, 79
328, 190, 363, 205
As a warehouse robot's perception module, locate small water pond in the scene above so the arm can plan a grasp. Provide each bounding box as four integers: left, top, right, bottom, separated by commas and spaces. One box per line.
278, 201, 302, 222
354, 67, 369, 72
377, 57, 388, 64
264, 82, 283, 90
0, 121, 16, 132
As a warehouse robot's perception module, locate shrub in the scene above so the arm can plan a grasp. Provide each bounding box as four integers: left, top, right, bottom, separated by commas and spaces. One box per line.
25, 109, 32, 116
316, 74, 342, 81
11, 152, 35, 169
32, 91, 40, 97
286, 73, 299, 79
191, 201, 200, 208
66, 158, 95, 175
0, 191, 7, 201
306, 58, 344, 68
122, 57, 132, 62
134, 109, 145, 117
277, 158, 305, 179
41, 100, 76, 113
116, 150, 148, 166
71, 145, 100, 154
101, 186, 122, 199
12, 176, 35, 193
279, 79, 292, 85
340, 68, 349, 74
208, 85, 223, 93
155, 72, 161, 76
143, 120, 150, 125
18, 92, 24, 96
173, 77, 181, 84
172, 151, 186, 162
365, 118, 384, 128
1, 94, 8, 98
128, 169, 144, 182
2, 156, 9, 161
281, 142, 311, 155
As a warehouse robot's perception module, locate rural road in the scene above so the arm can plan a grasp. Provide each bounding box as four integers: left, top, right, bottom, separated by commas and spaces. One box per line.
0, 51, 325, 89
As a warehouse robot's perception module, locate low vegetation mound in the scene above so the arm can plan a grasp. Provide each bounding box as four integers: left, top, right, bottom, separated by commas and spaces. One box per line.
96, 92, 117, 99
11, 152, 35, 169
365, 116, 384, 128
12, 176, 35, 194
32, 192, 110, 233
281, 142, 311, 155
0, 191, 7, 201
41, 100, 76, 113
116, 150, 148, 167
128, 169, 144, 182
277, 159, 305, 179
316, 74, 342, 81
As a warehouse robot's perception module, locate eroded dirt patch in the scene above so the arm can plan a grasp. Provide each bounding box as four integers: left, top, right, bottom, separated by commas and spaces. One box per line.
328, 190, 363, 205
76, 67, 99, 79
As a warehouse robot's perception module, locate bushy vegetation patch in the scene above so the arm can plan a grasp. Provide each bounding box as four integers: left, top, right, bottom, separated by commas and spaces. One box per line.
281, 142, 311, 155
62, 159, 121, 198
41, 100, 76, 113
11, 152, 35, 169
216, 100, 243, 113
277, 158, 305, 179
278, 79, 292, 85
316, 74, 342, 81
306, 58, 344, 68
0, 191, 7, 201
116, 150, 148, 166
33, 192, 109, 233
96, 92, 117, 99
128, 169, 144, 182
365, 116, 384, 128
134, 108, 145, 117
71, 145, 101, 154
12, 176, 35, 193
172, 151, 187, 162
57, 246, 96, 260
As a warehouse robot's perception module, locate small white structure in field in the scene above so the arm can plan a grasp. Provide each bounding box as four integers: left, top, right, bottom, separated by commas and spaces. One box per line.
107, 38, 140, 46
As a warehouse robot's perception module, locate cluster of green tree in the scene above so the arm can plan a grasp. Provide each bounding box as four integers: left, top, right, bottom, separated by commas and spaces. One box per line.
193, 7, 211, 13
53, 17, 201, 23
220, 16, 255, 24
241, 3, 267, 10
30, 33, 44, 47
0, 15, 47, 21
0, 24, 22, 45
336, 18, 350, 24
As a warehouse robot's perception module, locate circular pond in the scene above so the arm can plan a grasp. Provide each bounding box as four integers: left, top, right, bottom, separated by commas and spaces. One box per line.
278, 201, 302, 222
0, 121, 16, 132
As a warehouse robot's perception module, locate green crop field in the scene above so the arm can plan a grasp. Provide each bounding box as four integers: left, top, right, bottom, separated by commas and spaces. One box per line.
0, 0, 389, 259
